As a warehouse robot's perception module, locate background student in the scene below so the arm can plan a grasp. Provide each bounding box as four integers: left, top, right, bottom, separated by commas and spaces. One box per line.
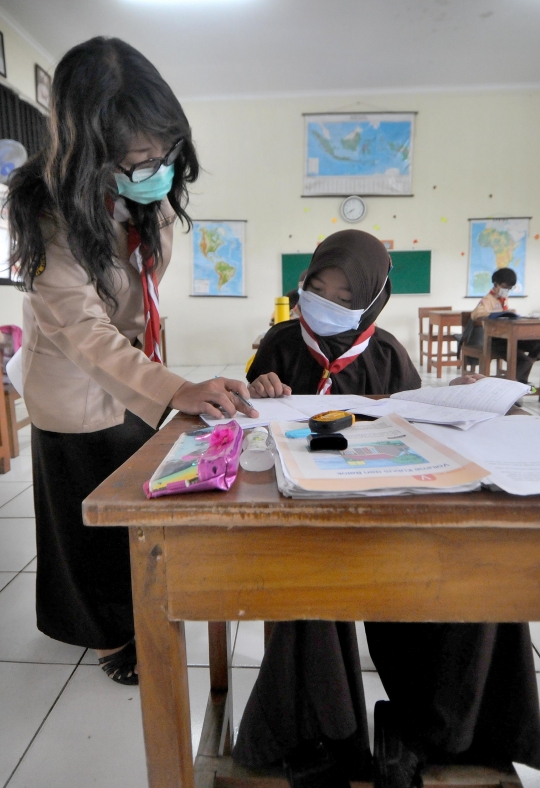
8, 37, 256, 686
464, 267, 540, 383
234, 230, 540, 788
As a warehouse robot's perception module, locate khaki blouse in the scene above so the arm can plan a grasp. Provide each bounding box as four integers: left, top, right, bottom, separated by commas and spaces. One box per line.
22, 204, 183, 433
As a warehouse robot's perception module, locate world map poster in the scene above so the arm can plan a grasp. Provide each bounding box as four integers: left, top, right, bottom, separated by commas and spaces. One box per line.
303, 112, 415, 196
191, 220, 245, 297
467, 218, 529, 297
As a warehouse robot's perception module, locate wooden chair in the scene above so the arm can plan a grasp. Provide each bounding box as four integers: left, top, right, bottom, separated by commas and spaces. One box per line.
418, 306, 452, 366
0, 354, 11, 474
461, 344, 505, 376
460, 314, 506, 377
4, 383, 31, 458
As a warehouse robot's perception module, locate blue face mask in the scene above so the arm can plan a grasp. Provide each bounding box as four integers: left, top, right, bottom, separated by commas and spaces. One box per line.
114, 163, 175, 205
299, 275, 389, 337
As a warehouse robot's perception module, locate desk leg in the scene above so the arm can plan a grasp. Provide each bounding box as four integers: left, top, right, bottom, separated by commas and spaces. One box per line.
208, 622, 234, 755
436, 325, 443, 378
5, 390, 19, 458
208, 623, 228, 692
130, 527, 195, 788
481, 332, 492, 377
506, 338, 518, 381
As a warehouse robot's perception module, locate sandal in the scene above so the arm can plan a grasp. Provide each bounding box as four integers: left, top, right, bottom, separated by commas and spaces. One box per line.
374, 701, 423, 788
98, 639, 138, 685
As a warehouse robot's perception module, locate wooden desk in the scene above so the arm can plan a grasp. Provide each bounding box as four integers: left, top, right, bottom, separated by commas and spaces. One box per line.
480, 317, 540, 381
426, 310, 463, 377
82, 414, 538, 788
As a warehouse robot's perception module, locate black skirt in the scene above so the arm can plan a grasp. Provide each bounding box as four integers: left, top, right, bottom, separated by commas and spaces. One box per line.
234, 620, 540, 771
233, 621, 370, 769
32, 411, 156, 649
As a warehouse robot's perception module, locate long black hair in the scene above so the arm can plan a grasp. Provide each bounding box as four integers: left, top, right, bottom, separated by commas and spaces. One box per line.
8, 36, 199, 305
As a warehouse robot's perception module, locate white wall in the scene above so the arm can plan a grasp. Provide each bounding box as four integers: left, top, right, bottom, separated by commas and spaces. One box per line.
161, 88, 540, 366
0, 9, 54, 104
0, 13, 539, 366
0, 10, 54, 327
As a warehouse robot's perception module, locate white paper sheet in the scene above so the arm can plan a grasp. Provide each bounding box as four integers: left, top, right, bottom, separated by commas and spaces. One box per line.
201, 397, 308, 429
391, 377, 529, 415
417, 416, 540, 495
348, 399, 497, 429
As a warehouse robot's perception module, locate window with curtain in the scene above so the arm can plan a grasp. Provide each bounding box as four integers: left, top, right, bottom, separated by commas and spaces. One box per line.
0, 83, 47, 284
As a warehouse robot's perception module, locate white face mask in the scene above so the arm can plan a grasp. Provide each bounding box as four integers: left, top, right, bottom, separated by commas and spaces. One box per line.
498, 288, 510, 298
299, 276, 388, 337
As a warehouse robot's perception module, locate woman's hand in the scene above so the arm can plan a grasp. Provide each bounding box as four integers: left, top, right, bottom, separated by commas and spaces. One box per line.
248, 372, 292, 399
170, 377, 259, 419
449, 373, 485, 386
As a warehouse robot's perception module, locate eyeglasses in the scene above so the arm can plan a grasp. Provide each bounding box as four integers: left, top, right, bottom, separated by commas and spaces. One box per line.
117, 138, 184, 183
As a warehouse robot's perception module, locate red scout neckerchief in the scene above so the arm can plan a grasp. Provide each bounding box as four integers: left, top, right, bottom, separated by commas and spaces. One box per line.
299, 316, 375, 394
108, 196, 162, 363
490, 288, 508, 312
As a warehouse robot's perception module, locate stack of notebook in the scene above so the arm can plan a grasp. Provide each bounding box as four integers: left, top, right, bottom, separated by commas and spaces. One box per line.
270, 414, 488, 498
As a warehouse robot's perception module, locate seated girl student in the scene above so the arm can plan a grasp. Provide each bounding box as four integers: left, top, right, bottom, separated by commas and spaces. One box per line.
464, 267, 540, 384
233, 231, 540, 788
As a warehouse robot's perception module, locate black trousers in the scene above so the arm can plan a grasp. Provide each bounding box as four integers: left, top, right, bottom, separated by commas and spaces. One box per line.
32, 411, 156, 649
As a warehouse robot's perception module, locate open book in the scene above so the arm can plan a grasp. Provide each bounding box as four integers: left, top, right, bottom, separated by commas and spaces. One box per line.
201, 378, 529, 431
345, 377, 530, 430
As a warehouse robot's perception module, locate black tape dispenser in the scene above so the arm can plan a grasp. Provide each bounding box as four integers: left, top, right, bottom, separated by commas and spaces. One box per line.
307, 411, 354, 451
308, 410, 354, 434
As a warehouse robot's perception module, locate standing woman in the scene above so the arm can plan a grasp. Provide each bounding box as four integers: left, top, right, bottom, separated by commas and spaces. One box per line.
7, 37, 256, 684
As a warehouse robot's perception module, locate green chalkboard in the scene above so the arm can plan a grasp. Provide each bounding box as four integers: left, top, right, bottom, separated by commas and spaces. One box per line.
282, 250, 431, 296
389, 250, 431, 294
281, 253, 312, 295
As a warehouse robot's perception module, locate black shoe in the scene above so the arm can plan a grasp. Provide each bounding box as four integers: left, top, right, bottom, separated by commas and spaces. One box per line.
284, 740, 350, 788
323, 733, 373, 782
373, 701, 423, 788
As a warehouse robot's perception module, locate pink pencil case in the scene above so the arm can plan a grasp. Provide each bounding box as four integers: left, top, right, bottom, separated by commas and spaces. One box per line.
143, 421, 243, 498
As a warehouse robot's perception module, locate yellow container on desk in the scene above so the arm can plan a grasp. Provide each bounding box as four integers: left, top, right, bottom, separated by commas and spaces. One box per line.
274, 296, 290, 324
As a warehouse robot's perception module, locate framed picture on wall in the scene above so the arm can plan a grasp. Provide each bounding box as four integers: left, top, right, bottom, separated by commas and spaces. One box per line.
35, 64, 51, 110
0, 32, 6, 78
467, 217, 530, 297
191, 220, 246, 297
303, 111, 416, 197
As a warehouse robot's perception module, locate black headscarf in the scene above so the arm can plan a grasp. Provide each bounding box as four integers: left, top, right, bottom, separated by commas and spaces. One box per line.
303, 229, 392, 322
302, 229, 392, 364
248, 230, 420, 396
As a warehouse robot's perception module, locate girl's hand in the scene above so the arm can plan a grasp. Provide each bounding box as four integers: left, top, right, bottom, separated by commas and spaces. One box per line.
248, 373, 292, 399
170, 378, 259, 420
449, 373, 485, 386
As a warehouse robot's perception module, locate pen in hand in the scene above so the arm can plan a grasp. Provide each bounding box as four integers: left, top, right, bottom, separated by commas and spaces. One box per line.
213, 376, 255, 414
232, 390, 254, 410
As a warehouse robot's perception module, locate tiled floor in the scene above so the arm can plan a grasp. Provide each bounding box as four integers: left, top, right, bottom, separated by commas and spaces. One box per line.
1, 366, 540, 787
